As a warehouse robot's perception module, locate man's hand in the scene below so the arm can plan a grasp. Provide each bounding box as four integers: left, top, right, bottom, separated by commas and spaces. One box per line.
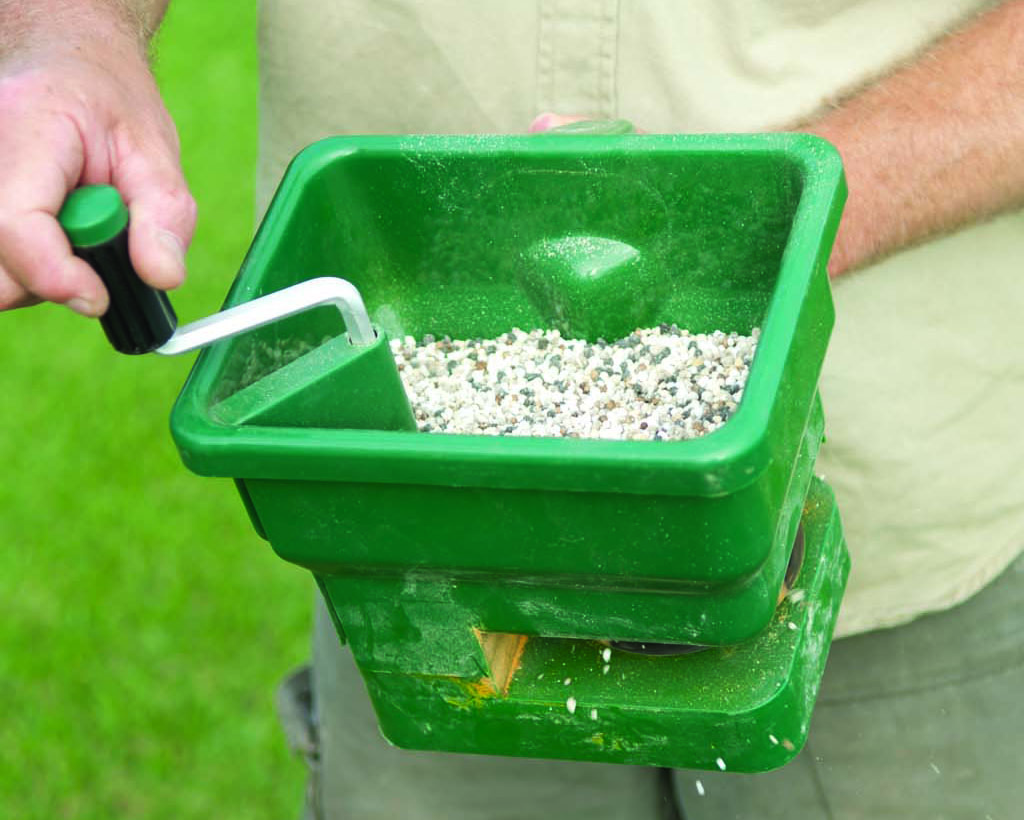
0, 0, 193, 316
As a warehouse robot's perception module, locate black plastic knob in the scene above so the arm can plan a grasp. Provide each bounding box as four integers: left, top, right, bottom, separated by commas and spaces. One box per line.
57, 185, 177, 354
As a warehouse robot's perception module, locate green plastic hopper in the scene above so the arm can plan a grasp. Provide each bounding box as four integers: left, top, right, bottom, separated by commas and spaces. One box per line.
171, 133, 849, 773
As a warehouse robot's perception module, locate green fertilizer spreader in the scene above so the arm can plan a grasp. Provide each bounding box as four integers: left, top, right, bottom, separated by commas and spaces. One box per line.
164, 133, 848, 773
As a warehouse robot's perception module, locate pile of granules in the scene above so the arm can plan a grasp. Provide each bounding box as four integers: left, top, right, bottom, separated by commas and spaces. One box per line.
390, 326, 758, 441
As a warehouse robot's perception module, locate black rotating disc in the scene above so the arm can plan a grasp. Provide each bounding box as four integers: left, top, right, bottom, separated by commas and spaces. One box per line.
611, 524, 806, 657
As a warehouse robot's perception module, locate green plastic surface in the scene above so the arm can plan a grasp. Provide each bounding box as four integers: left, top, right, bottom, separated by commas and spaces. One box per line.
209, 329, 414, 432
358, 478, 848, 773
57, 185, 128, 248
169, 133, 848, 771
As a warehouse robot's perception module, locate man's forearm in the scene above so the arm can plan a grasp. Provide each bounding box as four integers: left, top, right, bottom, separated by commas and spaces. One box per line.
802, 0, 1024, 276
0, 0, 171, 60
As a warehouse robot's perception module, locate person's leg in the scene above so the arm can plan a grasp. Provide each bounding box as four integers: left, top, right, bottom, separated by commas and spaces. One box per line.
295, 599, 675, 820
674, 553, 1024, 819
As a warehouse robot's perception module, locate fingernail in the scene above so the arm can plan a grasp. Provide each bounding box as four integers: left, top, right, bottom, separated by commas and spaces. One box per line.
529, 113, 556, 133
157, 230, 187, 286
65, 296, 101, 317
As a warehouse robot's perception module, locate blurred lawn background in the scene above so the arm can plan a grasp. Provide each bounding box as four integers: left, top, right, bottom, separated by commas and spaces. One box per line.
0, 2, 312, 818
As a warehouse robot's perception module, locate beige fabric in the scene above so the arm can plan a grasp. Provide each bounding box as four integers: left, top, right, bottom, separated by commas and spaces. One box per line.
258, 0, 1023, 637
820, 210, 1024, 635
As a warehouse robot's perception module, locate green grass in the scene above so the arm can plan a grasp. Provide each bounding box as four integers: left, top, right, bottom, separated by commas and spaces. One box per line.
0, 3, 311, 817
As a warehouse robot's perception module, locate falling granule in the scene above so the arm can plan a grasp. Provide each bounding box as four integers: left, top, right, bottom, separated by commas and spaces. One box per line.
566, 697, 577, 714
601, 647, 612, 663
537, 673, 545, 680
563, 678, 572, 686
715, 757, 727, 771
929, 762, 941, 774
602, 664, 610, 675
590, 708, 599, 721
695, 780, 705, 797
768, 734, 779, 746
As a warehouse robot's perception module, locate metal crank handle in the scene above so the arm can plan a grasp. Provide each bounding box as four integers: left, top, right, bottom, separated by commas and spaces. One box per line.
155, 277, 375, 355
58, 185, 374, 355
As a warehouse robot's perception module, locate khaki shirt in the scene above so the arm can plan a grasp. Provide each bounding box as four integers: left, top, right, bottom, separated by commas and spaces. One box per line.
258, 0, 1023, 637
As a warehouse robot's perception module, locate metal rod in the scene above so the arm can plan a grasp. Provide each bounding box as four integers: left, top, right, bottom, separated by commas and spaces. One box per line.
155, 277, 376, 356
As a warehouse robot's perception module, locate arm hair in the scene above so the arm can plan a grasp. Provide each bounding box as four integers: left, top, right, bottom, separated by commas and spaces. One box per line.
802, 0, 1024, 276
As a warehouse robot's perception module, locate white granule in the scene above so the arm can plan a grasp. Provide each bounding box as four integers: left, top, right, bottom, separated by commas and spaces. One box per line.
715, 757, 727, 771
601, 647, 612, 663
769, 734, 779, 746
391, 326, 758, 440
695, 780, 705, 796
602, 664, 610, 675
590, 708, 599, 721
563, 678, 572, 686
566, 697, 577, 714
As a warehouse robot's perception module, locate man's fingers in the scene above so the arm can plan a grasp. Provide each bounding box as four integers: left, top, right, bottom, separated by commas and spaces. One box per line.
529, 113, 590, 133
115, 153, 196, 291
0, 209, 109, 315
0, 62, 193, 316
0, 94, 100, 312
0, 264, 41, 311
528, 113, 645, 134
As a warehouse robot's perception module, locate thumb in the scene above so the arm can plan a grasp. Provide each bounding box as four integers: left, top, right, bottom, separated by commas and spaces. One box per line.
113, 147, 197, 292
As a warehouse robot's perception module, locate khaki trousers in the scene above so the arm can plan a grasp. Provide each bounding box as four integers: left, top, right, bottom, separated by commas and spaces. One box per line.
278, 554, 1024, 819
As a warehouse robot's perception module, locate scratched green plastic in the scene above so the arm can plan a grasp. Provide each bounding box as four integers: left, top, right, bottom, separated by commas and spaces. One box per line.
169, 133, 847, 771
171, 133, 844, 638
169, 131, 847, 769
357, 479, 848, 773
